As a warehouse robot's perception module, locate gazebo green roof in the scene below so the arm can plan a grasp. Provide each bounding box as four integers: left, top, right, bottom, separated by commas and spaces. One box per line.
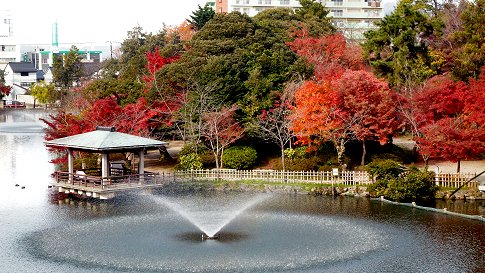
44, 127, 167, 151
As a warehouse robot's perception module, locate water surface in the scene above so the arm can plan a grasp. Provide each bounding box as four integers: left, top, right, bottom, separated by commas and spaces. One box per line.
0, 110, 484, 273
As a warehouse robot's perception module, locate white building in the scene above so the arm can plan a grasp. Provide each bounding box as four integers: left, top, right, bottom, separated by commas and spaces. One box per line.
214, 0, 383, 39
23, 47, 103, 72
3, 62, 38, 101
0, 11, 20, 68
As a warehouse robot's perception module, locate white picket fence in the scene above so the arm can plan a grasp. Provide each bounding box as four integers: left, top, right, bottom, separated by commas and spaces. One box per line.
174, 169, 480, 189
175, 169, 372, 186
434, 173, 479, 188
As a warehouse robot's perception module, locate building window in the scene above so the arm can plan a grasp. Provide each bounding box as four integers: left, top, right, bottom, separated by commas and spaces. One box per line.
20, 72, 29, 77
331, 9, 343, 16
243, 7, 250, 14
264, 0, 271, 4
234, 7, 241, 12
0, 58, 15, 63
331, 0, 343, 6
20, 82, 32, 87
280, 0, 290, 4
219, 7, 223, 12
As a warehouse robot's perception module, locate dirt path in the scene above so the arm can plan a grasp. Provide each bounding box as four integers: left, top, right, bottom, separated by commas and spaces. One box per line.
393, 136, 485, 175
144, 141, 184, 173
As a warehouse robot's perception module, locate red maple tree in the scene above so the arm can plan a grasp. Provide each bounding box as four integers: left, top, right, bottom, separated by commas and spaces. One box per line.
287, 31, 365, 81
0, 85, 11, 97
143, 47, 179, 89
337, 70, 402, 165
411, 72, 485, 172
290, 80, 354, 165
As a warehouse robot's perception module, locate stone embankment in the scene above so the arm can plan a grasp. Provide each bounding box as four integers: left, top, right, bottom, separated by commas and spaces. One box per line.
435, 189, 485, 200
212, 181, 485, 200
211, 182, 370, 197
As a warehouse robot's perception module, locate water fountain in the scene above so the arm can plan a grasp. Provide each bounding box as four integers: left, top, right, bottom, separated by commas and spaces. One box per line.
148, 192, 270, 239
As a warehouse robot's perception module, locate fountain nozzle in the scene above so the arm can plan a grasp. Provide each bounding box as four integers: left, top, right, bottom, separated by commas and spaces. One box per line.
202, 233, 219, 240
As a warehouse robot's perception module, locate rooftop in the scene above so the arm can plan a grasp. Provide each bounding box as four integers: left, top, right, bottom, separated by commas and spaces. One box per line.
44, 127, 167, 152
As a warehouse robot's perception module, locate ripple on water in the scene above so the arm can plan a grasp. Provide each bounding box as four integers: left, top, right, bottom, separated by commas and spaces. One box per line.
22, 212, 389, 273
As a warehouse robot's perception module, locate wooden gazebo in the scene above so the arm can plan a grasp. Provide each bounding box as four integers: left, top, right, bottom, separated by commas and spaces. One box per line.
45, 126, 168, 199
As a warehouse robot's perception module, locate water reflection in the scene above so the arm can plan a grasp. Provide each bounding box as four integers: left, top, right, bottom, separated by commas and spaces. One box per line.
0, 109, 54, 209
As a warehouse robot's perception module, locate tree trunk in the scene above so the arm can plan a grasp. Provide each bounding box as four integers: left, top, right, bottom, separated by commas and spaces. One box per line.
457, 160, 461, 173
220, 148, 225, 169
281, 148, 286, 172
361, 141, 366, 166
214, 151, 220, 169
334, 139, 346, 166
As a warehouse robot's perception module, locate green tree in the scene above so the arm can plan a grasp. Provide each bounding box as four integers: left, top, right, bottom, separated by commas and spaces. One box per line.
118, 26, 170, 82
363, 0, 437, 91
187, 4, 215, 31
52, 45, 83, 90
451, 0, 485, 81
159, 12, 305, 120
295, 0, 335, 36
30, 81, 57, 106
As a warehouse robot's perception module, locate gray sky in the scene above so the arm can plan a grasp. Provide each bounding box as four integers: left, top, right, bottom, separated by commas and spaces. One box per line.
3, 0, 397, 47
3, 0, 207, 46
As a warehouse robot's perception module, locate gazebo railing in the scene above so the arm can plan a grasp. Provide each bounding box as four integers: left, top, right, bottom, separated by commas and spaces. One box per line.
53, 171, 164, 190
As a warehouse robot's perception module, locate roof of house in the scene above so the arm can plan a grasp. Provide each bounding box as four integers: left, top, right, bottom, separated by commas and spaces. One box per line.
44, 127, 168, 152
7, 62, 38, 73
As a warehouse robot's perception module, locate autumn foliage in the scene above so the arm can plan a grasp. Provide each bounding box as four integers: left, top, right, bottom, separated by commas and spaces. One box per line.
291, 70, 401, 165
143, 47, 179, 89
0, 85, 11, 96
287, 31, 365, 81
409, 70, 485, 171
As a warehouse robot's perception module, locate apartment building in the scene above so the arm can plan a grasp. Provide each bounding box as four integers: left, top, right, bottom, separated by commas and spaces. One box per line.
213, 0, 383, 39
0, 11, 21, 68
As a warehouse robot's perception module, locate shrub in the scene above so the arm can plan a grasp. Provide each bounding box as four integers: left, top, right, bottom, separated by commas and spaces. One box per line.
176, 153, 203, 170
284, 146, 307, 161
286, 157, 321, 171
179, 142, 208, 157
180, 142, 214, 168
365, 159, 405, 180
368, 166, 437, 202
222, 146, 258, 170
370, 153, 404, 163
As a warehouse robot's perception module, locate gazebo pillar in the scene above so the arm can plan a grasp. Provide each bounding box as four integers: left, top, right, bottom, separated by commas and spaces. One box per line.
101, 152, 109, 177
138, 149, 145, 174
67, 148, 74, 183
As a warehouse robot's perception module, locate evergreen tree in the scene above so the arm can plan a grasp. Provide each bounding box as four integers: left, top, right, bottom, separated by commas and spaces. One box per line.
52, 45, 82, 90
363, 0, 437, 91
187, 4, 215, 31
452, 0, 485, 81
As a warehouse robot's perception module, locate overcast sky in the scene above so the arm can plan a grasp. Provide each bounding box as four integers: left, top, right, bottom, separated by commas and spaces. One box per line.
2, 0, 396, 48
2, 0, 207, 46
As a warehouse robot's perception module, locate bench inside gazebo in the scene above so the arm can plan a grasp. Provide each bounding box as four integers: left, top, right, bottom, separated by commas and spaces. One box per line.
45, 126, 169, 199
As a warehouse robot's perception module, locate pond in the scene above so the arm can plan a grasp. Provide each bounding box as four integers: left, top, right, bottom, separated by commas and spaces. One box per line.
0, 110, 484, 273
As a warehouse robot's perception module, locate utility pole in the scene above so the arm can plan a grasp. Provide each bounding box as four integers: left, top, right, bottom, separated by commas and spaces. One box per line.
106, 41, 119, 59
